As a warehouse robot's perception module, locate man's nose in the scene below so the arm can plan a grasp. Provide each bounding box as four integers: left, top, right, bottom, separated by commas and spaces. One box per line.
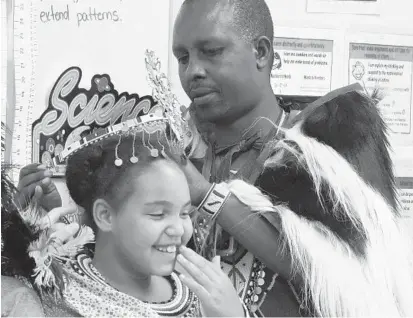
186, 55, 207, 81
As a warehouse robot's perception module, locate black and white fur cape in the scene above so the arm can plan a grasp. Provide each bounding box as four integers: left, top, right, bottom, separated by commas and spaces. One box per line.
188, 84, 413, 317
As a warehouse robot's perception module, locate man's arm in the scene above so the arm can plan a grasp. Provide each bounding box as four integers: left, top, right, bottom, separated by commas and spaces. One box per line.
215, 193, 295, 282
186, 156, 299, 285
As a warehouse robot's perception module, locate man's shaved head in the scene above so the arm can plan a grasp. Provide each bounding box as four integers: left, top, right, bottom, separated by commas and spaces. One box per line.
183, 0, 274, 44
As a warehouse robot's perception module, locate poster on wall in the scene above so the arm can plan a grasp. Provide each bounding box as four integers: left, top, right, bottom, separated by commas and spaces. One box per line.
395, 158, 413, 242
271, 37, 334, 96
395, 159, 413, 218
307, 0, 381, 15
346, 33, 413, 149
393, 145, 413, 219
269, 27, 343, 97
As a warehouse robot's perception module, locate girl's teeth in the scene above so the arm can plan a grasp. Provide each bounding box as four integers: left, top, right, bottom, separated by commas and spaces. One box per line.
156, 245, 177, 253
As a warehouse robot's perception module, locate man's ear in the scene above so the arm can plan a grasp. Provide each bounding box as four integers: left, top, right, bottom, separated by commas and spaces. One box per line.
253, 35, 272, 70
93, 198, 114, 233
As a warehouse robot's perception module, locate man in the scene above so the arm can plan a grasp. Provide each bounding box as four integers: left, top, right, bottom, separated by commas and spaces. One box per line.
15, 0, 413, 316
171, 0, 302, 315
169, 1, 412, 316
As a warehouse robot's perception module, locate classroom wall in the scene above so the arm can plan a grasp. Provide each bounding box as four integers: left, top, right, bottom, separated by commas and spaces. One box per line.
5, 0, 412, 162
268, 0, 412, 33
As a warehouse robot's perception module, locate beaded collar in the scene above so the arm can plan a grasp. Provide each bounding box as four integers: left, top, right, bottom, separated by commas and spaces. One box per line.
63, 253, 201, 317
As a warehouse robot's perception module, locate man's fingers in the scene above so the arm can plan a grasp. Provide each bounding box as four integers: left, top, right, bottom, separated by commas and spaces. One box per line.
33, 185, 44, 201
14, 182, 42, 211
18, 169, 52, 190
41, 177, 52, 188
179, 273, 210, 301
14, 180, 55, 212
164, 148, 186, 167
39, 178, 55, 195
39, 206, 77, 229
19, 163, 45, 179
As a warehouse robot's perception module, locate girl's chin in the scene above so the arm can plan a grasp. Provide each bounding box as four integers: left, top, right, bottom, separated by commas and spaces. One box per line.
151, 254, 177, 276
153, 264, 175, 277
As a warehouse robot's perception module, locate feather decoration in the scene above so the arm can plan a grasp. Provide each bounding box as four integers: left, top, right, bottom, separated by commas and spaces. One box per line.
28, 224, 95, 297
20, 199, 47, 228
1, 168, 95, 298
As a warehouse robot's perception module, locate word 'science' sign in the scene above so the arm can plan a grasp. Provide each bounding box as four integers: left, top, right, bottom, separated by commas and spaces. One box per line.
32, 67, 158, 176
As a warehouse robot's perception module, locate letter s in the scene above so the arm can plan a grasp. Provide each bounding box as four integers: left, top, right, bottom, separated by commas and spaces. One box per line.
43, 68, 80, 134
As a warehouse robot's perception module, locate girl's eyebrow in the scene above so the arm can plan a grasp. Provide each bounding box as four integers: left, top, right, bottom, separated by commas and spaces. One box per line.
144, 200, 172, 207
144, 201, 192, 208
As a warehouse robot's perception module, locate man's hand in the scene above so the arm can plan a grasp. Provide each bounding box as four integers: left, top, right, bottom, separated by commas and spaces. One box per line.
179, 157, 212, 206
177, 246, 245, 317
15, 163, 62, 212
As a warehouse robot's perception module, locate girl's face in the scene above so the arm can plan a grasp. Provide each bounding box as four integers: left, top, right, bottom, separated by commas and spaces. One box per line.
110, 160, 193, 277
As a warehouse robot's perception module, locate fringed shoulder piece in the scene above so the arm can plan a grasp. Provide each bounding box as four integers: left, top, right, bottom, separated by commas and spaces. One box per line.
287, 83, 363, 128
254, 84, 413, 316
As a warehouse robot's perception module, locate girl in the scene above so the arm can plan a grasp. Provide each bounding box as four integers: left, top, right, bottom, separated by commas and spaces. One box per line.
61, 131, 244, 317
2, 130, 245, 317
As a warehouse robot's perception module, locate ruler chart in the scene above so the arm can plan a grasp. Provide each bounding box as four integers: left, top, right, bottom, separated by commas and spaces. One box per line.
11, 0, 38, 183
1, 0, 7, 163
